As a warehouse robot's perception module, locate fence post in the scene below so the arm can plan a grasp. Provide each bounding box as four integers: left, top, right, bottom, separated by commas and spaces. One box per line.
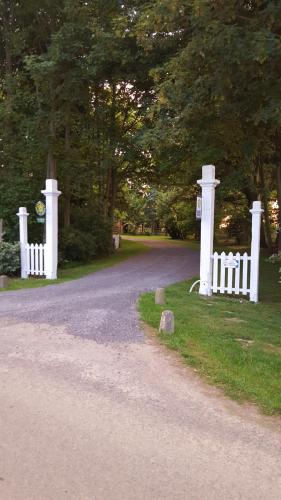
17, 207, 29, 278
249, 201, 263, 302
42, 179, 61, 279
197, 165, 220, 296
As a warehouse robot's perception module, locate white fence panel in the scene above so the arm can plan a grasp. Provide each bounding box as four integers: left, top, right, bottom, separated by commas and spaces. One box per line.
26, 243, 46, 276
212, 251, 251, 298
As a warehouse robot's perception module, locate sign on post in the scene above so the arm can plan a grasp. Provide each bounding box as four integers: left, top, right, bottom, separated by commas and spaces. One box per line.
35, 201, 46, 224
196, 196, 202, 220
224, 257, 239, 269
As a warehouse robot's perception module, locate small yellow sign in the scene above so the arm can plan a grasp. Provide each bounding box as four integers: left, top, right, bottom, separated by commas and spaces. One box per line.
35, 201, 46, 217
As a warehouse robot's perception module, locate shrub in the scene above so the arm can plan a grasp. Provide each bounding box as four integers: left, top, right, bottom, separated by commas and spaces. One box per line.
59, 228, 98, 263
268, 251, 281, 284
0, 242, 20, 275
268, 251, 281, 264
91, 219, 114, 256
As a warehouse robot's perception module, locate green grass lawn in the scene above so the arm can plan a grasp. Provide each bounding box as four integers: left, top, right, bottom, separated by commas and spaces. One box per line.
139, 257, 281, 415
0, 239, 148, 292
123, 234, 200, 249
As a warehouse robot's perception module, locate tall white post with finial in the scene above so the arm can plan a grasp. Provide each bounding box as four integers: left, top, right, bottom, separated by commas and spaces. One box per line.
17, 207, 29, 278
197, 165, 220, 296
42, 179, 61, 279
249, 201, 263, 302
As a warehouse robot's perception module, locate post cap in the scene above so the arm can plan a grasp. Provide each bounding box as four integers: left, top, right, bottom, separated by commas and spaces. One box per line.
17, 207, 29, 216
197, 164, 220, 187
41, 178, 61, 196
202, 165, 216, 180
250, 200, 264, 214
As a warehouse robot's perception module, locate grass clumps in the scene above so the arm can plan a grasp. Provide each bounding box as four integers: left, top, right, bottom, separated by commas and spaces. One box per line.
139, 258, 281, 415
0, 239, 148, 292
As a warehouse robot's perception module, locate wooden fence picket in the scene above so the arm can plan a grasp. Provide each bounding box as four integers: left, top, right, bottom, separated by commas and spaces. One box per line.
234, 252, 240, 294
220, 252, 226, 293
242, 252, 248, 295
212, 252, 219, 293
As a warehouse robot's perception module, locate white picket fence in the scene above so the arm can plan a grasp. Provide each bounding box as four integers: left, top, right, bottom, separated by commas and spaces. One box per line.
212, 251, 251, 296
25, 243, 46, 276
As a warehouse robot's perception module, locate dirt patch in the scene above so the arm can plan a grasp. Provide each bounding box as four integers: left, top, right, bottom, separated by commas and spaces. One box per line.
225, 317, 247, 323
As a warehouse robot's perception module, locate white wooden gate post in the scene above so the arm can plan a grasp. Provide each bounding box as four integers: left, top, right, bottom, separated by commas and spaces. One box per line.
197, 165, 220, 296
17, 207, 29, 278
249, 201, 263, 303
42, 179, 61, 279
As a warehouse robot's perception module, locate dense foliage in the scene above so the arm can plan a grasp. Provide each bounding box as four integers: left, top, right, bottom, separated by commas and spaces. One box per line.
0, 242, 20, 275
0, 1, 280, 258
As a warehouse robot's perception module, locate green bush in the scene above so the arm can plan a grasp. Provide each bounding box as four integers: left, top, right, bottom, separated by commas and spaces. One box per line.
0, 242, 20, 275
268, 251, 281, 284
59, 228, 98, 263
91, 219, 114, 256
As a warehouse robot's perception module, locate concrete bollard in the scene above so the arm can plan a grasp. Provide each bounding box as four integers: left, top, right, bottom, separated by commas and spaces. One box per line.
159, 310, 174, 334
0, 275, 9, 288
155, 287, 165, 305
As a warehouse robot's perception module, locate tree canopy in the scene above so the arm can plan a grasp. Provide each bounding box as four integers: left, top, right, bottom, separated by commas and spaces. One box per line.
0, 0, 280, 256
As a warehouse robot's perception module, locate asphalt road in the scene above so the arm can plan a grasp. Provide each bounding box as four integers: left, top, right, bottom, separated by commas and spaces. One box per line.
0, 240, 280, 500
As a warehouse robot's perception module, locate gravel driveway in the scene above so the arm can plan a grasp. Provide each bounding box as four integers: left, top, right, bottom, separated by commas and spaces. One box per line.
0, 240, 280, 500
0, 240, 199, 342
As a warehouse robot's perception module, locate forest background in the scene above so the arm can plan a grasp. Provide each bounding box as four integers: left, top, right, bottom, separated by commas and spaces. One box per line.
1, 0, 280, 262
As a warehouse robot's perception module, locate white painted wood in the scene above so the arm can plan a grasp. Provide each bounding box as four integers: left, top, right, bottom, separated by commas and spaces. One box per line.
30, 244, 35, 274
25, 243, 45, 276
35, 244, 39, 275
249, 201, 263, 302
39, 244, 44, 275
25, 245, 30, 274
43, 244, 46, 274
242, 252, 248, 295
17, 207, 29, 278
197, 165, 220, 296
41, 179, 61, 279
234, 252, 240, 294
227, 252, 233, 294
210, 201, 261, 301
213, 252, 218, 293
113, 234, 120, 249
220, 252, 226, 294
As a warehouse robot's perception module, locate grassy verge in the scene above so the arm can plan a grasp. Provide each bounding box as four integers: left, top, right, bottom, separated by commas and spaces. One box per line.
1, 239, 148, 292
123, 235, 200, 249
139, 257, 281, 415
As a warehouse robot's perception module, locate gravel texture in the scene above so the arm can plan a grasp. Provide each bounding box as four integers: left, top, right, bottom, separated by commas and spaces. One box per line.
0, 241, 199, 343
0, 241, 280, 500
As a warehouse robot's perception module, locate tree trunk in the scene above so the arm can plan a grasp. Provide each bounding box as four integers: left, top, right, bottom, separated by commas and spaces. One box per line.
47, 85, 56, 178
107, 82, 117, 227
259, 163, 273, 252
63, 126, 71, 227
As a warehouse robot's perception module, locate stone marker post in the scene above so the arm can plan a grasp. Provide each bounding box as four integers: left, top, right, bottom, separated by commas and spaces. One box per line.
42, 179, 61, 279
249, 201, 263, 303
17, 207, 29, 279
155, 288, 165, 305
197, 165, 220, 296
159, 310, 174, 334
0, 275, 8, 288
